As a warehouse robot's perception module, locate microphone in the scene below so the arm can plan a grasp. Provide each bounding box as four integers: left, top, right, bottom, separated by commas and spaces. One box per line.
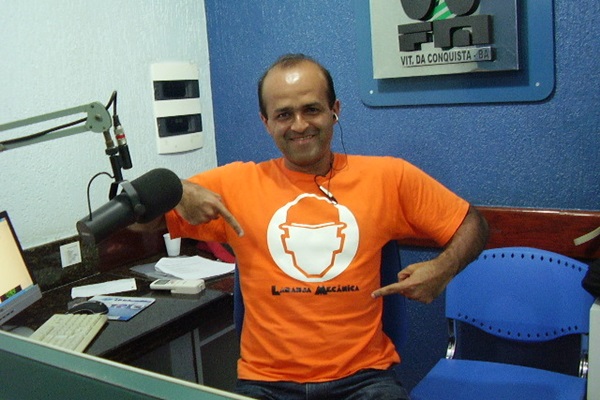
113, 115, 132, 170
77, 168, 182, 245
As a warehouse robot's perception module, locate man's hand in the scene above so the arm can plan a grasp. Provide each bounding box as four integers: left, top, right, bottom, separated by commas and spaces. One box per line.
371, 259, 453, 304
177, 180, 244, 236
372, 206, 488, 304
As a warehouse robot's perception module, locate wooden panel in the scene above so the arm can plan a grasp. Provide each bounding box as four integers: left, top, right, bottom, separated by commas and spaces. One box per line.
97, 229, 165, 272
97, 229, 199, 272
480, 207, 600, 260
398, 206, 600, 260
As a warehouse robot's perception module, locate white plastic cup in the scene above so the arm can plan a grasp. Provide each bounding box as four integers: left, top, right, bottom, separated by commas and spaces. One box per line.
163, 233, 181, 257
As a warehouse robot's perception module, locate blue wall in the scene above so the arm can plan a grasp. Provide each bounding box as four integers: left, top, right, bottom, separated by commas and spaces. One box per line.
204, 0, 599, 390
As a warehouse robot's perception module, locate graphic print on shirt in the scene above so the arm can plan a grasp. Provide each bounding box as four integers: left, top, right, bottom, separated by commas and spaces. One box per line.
267, 194, 359, 282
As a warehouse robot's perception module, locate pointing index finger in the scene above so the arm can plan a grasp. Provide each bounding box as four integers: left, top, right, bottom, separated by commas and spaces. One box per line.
215, 202, 244, 237
371, 282, 403, 299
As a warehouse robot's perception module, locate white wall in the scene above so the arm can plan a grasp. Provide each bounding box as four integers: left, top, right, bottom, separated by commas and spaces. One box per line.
0, 0, 216, 248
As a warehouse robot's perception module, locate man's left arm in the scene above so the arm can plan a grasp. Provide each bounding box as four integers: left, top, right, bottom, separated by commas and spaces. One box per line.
372, 206, 489, 304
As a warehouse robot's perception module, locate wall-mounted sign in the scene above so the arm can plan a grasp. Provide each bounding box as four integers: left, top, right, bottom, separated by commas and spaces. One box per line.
355, 0, 555, 106
370, 0, 519, 79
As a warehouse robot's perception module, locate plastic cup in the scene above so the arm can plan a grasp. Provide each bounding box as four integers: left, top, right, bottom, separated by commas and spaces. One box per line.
163, 233, 181, 257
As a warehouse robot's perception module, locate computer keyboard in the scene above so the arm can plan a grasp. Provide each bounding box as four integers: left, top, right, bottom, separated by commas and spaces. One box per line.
29, 313, 107, 352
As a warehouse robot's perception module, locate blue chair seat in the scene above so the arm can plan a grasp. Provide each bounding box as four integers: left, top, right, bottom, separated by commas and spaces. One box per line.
411, 359, 587, 400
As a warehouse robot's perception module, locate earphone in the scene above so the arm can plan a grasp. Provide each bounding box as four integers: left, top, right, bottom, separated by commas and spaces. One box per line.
333, 113, 339, 121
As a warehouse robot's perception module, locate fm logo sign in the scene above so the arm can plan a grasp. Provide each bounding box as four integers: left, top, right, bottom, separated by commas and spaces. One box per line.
398, 0, 492, 51
369, 0, 519, 79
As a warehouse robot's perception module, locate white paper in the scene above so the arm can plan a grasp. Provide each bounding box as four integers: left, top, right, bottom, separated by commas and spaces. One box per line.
71, 278, 137, 299
155, 256, 235, 280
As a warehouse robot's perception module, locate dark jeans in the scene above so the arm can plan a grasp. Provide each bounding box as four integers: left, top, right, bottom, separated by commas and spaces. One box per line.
235, 368, 410, 400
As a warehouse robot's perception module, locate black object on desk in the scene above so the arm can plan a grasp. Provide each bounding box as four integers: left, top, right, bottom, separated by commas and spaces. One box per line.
68, 300, 109, 315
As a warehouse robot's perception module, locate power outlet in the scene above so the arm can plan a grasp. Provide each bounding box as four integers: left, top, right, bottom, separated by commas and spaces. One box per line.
60, 241, 82, 268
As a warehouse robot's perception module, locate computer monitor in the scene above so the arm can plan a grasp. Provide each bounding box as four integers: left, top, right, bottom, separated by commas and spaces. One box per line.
0, 329, 249, 399
0, 210, 42, 327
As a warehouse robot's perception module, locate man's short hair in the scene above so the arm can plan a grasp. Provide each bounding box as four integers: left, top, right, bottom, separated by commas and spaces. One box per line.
258, 54, 337, 119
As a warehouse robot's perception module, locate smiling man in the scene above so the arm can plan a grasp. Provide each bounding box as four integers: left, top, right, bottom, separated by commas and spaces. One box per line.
258, 57, 339, 177
154, 54, 488, 399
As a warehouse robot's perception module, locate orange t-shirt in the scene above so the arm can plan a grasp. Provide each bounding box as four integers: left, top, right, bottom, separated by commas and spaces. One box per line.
166, 154, 469, 383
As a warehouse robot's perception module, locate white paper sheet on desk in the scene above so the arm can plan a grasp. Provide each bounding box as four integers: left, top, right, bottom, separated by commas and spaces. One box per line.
155, 256, 235, 280
71, 278, 137, 299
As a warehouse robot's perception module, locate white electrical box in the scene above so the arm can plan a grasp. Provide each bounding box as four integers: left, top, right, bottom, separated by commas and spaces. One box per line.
151, 62, 204, 154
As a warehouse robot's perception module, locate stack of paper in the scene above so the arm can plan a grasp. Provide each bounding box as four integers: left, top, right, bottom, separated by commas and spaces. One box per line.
155, 256, 235, 280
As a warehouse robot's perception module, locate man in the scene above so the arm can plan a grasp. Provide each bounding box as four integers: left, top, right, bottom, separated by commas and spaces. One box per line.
152, 54, 488, 399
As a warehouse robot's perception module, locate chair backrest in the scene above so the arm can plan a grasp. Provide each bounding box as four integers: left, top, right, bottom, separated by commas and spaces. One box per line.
446, 247, 595, 375
233, 240, 408, 352
380, 240, 408, 352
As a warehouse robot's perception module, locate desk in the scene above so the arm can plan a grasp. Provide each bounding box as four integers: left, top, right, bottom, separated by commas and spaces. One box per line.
9, 269, 239, 392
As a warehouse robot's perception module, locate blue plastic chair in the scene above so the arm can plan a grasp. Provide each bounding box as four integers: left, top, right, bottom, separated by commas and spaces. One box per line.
233, 240, 408, 352
411, 247, 595, 400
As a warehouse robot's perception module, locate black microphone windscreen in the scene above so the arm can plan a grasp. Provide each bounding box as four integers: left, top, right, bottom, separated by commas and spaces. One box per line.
130, 168, 183, 223
76, 168, 182, 244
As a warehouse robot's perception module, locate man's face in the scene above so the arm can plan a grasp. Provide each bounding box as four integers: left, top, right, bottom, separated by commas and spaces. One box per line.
260, 61, 340, 175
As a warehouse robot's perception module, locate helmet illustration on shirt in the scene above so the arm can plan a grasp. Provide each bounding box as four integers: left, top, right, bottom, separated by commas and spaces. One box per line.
267, 194, 359, 282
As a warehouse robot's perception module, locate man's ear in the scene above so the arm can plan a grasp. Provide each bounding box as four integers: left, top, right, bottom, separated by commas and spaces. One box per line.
332, 99, 341, 118
259, 112, 275, 137
259, 112, 269, 128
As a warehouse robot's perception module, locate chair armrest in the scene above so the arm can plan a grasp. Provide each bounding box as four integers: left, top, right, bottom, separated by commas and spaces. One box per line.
588, 299, 600, 396
445, 319, 457, 359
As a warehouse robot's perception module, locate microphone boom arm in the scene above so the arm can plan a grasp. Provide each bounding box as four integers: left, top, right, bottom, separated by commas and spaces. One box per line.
0, 102, 112, 152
